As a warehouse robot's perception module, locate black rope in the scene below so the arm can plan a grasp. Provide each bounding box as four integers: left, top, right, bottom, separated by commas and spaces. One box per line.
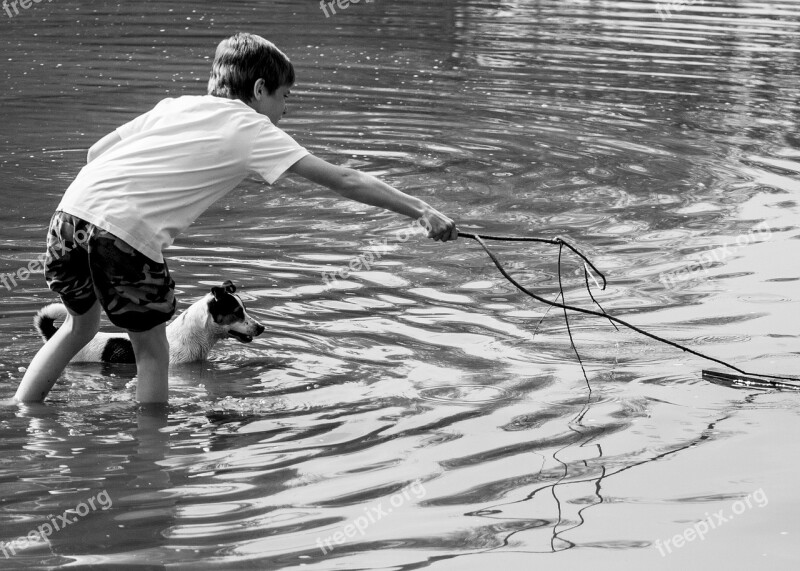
557, 241, 591, 393
459, 232, 797, 387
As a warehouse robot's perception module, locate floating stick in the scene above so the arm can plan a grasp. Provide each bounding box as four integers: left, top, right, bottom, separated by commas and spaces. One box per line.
702, 369, 800, 391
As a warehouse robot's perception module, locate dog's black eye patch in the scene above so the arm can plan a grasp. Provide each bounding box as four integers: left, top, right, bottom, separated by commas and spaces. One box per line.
208, 292, 248, 324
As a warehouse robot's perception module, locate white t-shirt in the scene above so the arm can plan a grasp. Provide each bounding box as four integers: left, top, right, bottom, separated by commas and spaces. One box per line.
59, 95, 309, 262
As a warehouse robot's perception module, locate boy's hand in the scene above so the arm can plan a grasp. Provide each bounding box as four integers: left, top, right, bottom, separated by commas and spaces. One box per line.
419, 208, 458, 242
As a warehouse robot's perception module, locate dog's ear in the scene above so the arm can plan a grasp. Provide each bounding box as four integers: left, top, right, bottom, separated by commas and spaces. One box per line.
211, 281, 237, 299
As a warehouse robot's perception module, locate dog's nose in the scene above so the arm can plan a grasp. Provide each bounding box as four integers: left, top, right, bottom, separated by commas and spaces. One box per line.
255, 323, 265, 336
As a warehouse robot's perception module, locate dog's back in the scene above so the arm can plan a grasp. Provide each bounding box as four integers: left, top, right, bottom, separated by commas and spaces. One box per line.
33, 303, 135, 363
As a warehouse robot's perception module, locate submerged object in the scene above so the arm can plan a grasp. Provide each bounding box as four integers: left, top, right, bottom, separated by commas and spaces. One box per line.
702, 369, 800, 391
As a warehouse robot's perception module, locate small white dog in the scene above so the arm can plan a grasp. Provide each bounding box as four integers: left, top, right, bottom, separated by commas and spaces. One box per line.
33, 281, 265, 364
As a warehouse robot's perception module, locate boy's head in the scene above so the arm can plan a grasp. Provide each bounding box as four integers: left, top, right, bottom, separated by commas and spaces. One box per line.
208, 33, 294, 122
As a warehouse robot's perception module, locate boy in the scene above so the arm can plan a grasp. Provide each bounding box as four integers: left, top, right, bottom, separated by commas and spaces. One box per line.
14, 32, 457, 404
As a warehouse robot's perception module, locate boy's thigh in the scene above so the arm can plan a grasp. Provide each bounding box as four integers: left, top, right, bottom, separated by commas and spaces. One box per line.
87, 232, 176, 332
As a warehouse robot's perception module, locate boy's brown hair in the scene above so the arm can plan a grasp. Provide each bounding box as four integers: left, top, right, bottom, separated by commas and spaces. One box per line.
207, 33, 295, 101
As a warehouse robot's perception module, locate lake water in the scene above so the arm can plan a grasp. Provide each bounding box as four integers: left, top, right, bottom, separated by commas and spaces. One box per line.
1, 0, 799, 569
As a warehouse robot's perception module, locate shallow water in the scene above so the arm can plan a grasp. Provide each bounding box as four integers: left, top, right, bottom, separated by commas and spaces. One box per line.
1, 0, 799, 569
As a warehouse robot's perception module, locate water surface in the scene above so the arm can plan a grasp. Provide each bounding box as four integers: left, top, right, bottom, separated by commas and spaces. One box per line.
1, 1, 799, 569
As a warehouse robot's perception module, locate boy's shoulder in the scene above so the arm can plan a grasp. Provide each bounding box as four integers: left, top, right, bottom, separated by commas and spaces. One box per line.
155, 94, 252, 113
140, 95, 266, 130
119, 94, 271, 144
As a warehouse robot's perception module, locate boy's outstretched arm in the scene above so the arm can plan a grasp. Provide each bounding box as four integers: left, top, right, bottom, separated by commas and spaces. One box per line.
288, 155, 458, 241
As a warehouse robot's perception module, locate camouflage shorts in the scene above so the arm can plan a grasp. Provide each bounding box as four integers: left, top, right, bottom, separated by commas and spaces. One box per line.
44, 211, 176, 332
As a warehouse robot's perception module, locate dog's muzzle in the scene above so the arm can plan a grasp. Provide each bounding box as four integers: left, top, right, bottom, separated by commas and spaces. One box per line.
228, 323, 265, 343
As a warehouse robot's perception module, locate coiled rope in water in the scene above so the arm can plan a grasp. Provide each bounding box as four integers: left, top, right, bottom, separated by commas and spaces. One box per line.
459, 232, 798, 390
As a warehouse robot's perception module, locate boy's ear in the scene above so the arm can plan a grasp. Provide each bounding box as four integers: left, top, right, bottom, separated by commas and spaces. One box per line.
253, 78, 265, 101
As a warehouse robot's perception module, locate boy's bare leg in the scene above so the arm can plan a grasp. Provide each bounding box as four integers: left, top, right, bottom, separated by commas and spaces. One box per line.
129, 323, 169, 403
14, 301, 102, 402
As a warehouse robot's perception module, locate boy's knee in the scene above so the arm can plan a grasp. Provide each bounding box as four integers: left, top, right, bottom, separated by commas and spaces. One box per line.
128, 324, 168, 352
72, 324, 100, 346
63, 304, 102, 342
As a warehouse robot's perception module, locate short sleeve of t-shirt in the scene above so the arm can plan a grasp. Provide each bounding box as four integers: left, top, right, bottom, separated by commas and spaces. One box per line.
248, 122, 309, 184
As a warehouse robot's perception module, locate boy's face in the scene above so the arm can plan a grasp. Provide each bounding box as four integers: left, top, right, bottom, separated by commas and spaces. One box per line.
251, 81, 291, 125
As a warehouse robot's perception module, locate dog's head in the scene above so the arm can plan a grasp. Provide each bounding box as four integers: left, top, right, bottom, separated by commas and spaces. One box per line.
208, 281, 265, 343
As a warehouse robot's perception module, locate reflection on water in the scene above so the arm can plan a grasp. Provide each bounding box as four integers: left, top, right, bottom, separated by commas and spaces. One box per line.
1, 0, 799, 568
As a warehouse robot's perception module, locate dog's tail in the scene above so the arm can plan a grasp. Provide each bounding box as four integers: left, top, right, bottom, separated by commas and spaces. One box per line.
34, 303, 68, 342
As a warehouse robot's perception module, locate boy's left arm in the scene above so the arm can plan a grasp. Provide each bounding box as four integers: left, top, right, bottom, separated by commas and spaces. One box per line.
288, 155, 458, 242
